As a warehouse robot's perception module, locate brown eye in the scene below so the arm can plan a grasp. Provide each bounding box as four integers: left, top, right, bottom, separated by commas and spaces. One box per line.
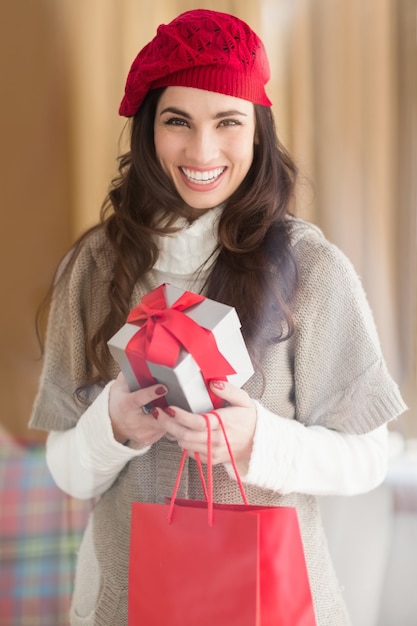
164, 117, 189, 127
218, 119, 241, 127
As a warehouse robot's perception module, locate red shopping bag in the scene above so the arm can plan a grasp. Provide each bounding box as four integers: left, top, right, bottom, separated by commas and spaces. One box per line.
128, 412, 316, 626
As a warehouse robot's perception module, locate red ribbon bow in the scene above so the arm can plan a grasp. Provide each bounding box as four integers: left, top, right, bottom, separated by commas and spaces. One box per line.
125, 285, 236, 409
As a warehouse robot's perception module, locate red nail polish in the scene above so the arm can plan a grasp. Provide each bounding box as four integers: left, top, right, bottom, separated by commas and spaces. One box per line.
166, 407, 176, 418
155, 386, 166, 396
151, 407, 159, 419
212, 380, 225, 390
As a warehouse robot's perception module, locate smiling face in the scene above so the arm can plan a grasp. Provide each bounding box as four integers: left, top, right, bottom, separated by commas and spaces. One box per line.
154, 87, 256, 216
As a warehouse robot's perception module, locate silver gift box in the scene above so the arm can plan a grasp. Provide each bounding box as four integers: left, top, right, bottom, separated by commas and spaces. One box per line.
107, 283, 254, 414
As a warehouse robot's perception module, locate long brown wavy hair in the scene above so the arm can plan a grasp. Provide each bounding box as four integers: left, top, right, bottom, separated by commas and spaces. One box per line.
41, 87, 299, 389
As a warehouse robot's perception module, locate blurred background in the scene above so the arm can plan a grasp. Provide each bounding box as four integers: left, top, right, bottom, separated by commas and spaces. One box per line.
0, 1, 416, 625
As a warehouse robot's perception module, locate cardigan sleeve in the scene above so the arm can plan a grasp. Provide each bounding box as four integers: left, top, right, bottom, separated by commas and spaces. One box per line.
29, 229, 116, 432
290, 224, 406, 434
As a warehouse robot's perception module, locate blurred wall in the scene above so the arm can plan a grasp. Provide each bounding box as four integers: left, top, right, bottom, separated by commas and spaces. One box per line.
0, 1, 72, 441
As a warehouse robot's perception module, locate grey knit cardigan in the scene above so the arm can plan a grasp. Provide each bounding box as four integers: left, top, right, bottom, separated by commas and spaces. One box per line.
30, 217, 406, 626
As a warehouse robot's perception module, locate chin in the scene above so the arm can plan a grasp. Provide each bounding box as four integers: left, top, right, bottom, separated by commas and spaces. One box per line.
182, 195, 225, 211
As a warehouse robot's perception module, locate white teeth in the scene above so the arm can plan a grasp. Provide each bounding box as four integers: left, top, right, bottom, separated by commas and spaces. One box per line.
181, 167, 225, 184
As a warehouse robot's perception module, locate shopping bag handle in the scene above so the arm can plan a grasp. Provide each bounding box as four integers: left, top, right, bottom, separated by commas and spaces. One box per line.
205, 411, 249, 505
168, 411, 249, 525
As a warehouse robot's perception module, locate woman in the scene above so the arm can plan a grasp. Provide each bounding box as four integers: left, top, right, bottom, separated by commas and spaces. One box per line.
30, 9, 406, 625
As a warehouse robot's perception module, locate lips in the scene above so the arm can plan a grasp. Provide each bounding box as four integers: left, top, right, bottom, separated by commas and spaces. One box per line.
180, 167, 226, 185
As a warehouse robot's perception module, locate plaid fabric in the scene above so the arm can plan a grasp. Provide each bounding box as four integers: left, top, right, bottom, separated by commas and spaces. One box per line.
0, 434, 92, 626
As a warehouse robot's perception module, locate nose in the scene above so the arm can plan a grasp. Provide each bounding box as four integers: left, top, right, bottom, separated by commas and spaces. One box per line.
184, 128, 219, 164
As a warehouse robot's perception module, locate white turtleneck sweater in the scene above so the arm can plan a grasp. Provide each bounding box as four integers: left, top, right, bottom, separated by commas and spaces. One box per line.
46, 209, 389, 500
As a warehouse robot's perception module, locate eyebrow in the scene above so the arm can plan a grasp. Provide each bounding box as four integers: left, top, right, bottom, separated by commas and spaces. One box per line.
159, 107, 248, 119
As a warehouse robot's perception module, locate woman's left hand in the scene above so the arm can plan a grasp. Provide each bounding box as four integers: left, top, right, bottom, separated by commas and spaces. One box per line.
155, 380, 257, 465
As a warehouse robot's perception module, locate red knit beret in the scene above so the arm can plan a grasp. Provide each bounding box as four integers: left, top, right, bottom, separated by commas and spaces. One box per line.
119, 9, 272, 117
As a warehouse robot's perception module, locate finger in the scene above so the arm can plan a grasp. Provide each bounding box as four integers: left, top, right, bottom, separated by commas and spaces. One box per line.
129, 383, 168, 410
159, 414, 207, 443
179, 426, 225, 454
209, 380, 253, 408
157, 412, 215, 448
158, 407, 213, 432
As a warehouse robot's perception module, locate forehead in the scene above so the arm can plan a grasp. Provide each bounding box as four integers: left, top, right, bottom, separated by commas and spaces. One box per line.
156, 86, 255, 116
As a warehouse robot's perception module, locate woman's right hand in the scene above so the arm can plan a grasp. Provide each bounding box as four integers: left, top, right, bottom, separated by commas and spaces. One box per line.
108, 372, 168, 446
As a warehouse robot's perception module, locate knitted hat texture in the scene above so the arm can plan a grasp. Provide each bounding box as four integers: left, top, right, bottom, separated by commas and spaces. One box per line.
119, 9, 272, 116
